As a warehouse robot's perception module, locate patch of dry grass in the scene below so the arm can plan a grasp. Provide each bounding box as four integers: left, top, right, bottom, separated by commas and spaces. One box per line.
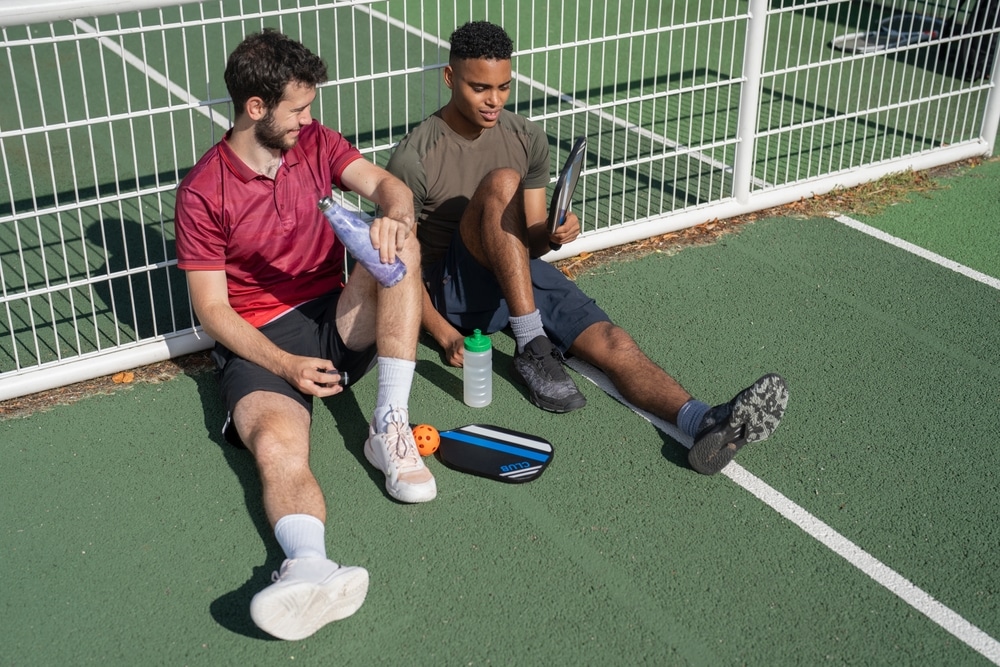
0, 353, 215, 421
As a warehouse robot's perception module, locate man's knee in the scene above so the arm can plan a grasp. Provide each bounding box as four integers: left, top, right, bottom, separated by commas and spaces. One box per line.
459, 168, 526, 264
479, 167, 522, 198
247, 426, 314, 485
573, 321, 639, 358
234, 393, 311, 463
399, 228, 422, 269
602, 321, 637, 348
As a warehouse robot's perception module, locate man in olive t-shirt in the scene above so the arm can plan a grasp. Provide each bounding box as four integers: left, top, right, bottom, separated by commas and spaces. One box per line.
387, 21, 789, 475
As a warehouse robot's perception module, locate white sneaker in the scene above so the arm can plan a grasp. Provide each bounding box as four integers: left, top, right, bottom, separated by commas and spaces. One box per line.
364, 407, 437, 503
249, 558, 369, 641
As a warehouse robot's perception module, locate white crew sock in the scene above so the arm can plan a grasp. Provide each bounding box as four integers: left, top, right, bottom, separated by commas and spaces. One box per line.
372, 357, 415, 430
274, 514, 327, 561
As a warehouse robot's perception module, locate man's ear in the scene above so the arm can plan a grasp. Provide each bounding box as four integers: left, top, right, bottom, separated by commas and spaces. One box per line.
443, 64, 454, 90
245, 96, 268, 121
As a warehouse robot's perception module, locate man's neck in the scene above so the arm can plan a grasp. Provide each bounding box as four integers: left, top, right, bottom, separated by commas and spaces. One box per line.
440, 103, 485, 141
226, 123, 283, 178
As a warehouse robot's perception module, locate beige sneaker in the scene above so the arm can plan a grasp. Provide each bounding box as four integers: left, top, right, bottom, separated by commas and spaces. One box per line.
364, 407, 437, 503
250, 558, 369, 641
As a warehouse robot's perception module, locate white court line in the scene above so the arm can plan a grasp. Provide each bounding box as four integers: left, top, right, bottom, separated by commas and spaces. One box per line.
833, 213, 1000, 290
823, 215, 1000, 662
566, 357, 1000, 665
74, 19, 231, 130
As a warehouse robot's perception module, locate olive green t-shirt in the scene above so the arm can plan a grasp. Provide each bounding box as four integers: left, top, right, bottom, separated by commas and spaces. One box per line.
386, 108, 550, 270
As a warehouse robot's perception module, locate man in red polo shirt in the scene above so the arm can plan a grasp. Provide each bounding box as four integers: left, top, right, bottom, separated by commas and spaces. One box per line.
175, 29, 432, 641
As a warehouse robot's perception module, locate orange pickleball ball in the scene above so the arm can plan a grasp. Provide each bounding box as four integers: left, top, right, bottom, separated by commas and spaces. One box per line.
412, 424, 440, 456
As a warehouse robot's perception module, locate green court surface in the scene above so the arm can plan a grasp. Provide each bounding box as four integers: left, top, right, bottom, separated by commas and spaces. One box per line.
3, 1, 999, 662
3, 156, 1000, 665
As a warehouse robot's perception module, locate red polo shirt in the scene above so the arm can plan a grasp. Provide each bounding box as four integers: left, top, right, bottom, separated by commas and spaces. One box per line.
175, 122, 364, 327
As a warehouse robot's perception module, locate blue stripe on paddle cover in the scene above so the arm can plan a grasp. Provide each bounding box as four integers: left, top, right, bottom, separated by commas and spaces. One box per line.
444, 431, 550, 462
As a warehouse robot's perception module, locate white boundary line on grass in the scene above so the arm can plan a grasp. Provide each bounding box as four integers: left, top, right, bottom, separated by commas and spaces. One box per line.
822, 216, 1000, 662
727, 465, 1000, 663
566, 358, 1000, 665
73, 19, 232, 129
833, 214, 1000, 290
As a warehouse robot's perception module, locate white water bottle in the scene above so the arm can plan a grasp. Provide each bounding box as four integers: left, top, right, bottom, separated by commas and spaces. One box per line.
463, 329, 492, 408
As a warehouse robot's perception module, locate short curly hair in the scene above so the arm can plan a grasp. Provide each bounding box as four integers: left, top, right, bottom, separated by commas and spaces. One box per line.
224, 28, 327, 116
448, 21, 513, 62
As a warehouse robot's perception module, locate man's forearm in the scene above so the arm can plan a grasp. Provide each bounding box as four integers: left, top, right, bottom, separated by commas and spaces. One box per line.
197, 301, 291, 378
527, 221, 553, 258
372, 173, 416, 225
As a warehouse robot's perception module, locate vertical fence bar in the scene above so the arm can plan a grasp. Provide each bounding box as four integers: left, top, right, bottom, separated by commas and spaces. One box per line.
982, 50, 1000, 152
731, 0, 767, 204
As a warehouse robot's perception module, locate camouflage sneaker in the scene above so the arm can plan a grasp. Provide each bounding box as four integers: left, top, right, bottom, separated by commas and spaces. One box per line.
512, 336, 586, 413
688, 373, 789, 475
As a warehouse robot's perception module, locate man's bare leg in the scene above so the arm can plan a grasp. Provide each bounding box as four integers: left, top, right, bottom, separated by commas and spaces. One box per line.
456, 168, 586, 412
458, 168, 536, 317
338, 232, 436, 503
235, 392, 369, 641
569, 321, 789, 475
568, 321, 692, 422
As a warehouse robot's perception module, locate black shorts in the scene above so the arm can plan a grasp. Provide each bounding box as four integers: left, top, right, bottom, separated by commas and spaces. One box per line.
423, 230, 610, 354
211, 292, 377, 447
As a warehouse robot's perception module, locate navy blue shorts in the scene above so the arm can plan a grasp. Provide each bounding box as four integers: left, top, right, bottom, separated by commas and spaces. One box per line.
211, 292, 377, 446
423, 231, 610, 354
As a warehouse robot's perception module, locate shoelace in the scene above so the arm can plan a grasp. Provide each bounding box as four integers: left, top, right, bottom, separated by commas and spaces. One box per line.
530, 343, 566, 380
270, 560, 291, 583
380, 408, 421, 470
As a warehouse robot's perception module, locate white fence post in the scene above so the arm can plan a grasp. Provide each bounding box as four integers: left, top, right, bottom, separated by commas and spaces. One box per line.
732, 0, 769, 205
982, 50, 1000, 154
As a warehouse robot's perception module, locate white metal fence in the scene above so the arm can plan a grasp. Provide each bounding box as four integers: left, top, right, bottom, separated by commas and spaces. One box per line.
1, 0, 998, 401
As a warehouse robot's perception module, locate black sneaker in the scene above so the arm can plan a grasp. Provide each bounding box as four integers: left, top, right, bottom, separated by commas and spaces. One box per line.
512, 336, 587, 413
688, 373, 789, 475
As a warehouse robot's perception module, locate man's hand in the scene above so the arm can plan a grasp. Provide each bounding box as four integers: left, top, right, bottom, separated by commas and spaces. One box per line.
440, 329, 466, 367
190, 277, 348, 397
369, 212, 415, 264
340, 158, 416, 265
421, 286, 467, 367
279, 353, 347, 397
550, 210, 581, 247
